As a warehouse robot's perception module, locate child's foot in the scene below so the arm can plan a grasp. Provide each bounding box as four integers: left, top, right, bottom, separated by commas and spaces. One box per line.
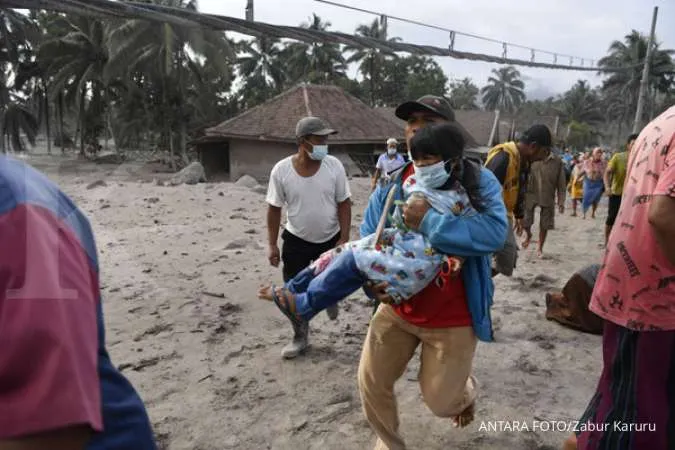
537, 247, 544, 258
452, 402, 475, 428
258, 285, 303, 326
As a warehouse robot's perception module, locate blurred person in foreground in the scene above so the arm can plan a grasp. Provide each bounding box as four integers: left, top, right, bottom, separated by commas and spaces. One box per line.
563, 106, 675, 450
0, 156, 156, 449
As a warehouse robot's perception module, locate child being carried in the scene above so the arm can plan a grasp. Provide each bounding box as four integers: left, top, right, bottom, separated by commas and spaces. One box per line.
258, 122, 476, 328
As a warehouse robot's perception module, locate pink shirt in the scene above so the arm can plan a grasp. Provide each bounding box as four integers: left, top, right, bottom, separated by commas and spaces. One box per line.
589, 106, 675, 330
583, 158, 607, 180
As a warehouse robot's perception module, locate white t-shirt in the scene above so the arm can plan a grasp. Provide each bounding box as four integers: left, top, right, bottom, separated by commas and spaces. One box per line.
376, 153, 406, 180
266, 155, 351, 244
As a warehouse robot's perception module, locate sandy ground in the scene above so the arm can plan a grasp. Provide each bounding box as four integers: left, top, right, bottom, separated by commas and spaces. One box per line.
23, 152, 608, 450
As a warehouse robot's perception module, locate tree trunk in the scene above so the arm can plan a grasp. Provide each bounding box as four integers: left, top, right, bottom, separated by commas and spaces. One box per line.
43, 80, 52, 155
78, 86, 86, 158
369, 55, 375, 107
179, 119, 188, 166
58, 92, 65, 154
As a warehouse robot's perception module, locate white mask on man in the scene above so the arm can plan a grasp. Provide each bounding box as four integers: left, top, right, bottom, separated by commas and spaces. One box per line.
387, 147, 397, 156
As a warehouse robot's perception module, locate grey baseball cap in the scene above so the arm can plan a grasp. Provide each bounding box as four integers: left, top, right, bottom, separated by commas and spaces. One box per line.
295, 116, 338, 137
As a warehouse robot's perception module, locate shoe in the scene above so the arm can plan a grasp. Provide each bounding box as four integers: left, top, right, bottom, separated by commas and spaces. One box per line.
326, 304, 339, 320
281, 321, 309, 359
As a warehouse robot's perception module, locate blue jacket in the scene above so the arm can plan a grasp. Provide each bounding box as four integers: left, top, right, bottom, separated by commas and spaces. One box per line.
360, 162, 508, 342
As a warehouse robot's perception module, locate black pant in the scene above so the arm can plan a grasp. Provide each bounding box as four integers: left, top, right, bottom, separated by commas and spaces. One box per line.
606, 195, 622, 227
281, 229, 340, 282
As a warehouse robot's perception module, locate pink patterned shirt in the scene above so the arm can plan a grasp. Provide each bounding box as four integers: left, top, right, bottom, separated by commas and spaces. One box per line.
589, 106, 675, 330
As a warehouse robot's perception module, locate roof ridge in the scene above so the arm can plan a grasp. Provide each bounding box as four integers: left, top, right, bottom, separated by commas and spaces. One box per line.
205, 85, 304, 134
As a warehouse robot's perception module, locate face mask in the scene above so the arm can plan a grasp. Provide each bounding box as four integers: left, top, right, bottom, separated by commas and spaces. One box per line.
308, 144, 328, 161
387, 147, 397, 156
414, 160, 450, 189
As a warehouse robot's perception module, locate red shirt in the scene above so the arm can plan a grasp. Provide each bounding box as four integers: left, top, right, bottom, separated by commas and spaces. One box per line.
391, 165, 472, 327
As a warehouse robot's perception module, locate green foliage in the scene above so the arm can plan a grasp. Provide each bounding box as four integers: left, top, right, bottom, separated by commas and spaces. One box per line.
481, 66, 526, 113
566, 120, 598, 149
448, 78, 479, 110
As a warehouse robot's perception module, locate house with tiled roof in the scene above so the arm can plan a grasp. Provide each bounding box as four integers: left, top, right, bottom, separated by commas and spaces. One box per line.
195, 84, 404, 181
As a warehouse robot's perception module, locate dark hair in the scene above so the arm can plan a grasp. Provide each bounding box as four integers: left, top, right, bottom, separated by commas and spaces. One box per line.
409, 123, 485, 211
627, 133, 639, 143
409, 122, 465, 161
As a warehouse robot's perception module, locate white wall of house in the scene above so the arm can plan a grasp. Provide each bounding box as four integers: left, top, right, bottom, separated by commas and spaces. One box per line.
229, 139, 364, 182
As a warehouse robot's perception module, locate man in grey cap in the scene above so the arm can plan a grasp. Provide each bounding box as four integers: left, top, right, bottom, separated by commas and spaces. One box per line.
265, 116, 352, 358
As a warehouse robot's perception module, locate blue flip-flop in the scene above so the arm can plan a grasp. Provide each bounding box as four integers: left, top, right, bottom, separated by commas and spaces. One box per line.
271, 285, 305, 329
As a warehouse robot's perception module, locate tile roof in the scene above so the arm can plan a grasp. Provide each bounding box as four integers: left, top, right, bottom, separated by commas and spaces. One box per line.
206, 84, 404, 144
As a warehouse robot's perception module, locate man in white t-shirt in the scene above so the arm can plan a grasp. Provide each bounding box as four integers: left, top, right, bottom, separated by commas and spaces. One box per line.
371, 138, 405, 191
266, 116, 352, 359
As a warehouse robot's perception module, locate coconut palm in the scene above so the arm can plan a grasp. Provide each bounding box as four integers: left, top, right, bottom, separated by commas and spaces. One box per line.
598, 30, 674, 129
0, 9, 40, 153
237, 36, 286, 108
38, 14, 111, 156
106, 0, 234, 165
558, 80, 603, 126
282, 14, 347, 86
344, 18, 399, 106
480, 66, 526, 113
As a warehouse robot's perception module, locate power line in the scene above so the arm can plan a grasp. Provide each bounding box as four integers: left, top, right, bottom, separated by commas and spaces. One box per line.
1, 0, 637, 72
315, 0, 598, 66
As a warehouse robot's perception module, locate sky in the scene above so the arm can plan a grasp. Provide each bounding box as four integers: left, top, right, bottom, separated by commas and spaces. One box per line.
198, 0, 675, 100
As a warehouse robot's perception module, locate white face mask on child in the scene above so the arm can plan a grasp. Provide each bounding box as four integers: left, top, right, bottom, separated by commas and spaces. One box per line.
414, 160, 450, 189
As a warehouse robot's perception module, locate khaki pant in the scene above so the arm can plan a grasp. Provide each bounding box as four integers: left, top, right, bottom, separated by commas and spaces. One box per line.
357, 305, 477, 450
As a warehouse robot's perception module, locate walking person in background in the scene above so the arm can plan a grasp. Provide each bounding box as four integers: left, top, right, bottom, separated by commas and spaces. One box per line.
265, 116, 352, 359
371, 138, 405, 192
603, 133, 638, 246
564, 106, 675, 450
568, 154, 585, 217
580, 148, 606, 219
0, 156, 157, 449
521, 147, 567, 257
485, 124, 550, 276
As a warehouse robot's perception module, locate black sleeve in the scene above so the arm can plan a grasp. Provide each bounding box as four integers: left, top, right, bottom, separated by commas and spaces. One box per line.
514, 164, 529, 219
485, 151, 509, 185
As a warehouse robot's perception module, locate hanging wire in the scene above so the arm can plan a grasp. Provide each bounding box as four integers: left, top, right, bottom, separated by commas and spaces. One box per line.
0, 0, 643, 73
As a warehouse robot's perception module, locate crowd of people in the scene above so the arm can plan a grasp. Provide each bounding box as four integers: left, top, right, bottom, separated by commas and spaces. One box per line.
0, 91, 673, 450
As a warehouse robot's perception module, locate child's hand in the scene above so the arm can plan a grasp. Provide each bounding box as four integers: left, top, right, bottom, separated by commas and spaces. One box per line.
401, 197, 431, 230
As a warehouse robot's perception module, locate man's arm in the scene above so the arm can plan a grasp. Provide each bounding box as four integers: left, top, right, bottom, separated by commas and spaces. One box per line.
484, 150, 509, 185
267, 205, 282, 246
649, 195, 675, 266
604, 156, 616, 193
648, 143, 675, 265
557, 162, 567, 206
337, 199, 352, 243
419, 168, 508, 257
514, 165, 529, 220
0, 205, 102, 448
371, 169, 382, 191
0, 427, 91, 450
360, 184, 390, 238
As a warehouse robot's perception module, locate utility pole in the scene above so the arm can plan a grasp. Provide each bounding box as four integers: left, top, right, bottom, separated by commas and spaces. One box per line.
633, 6, 658, 133
245, 0, 254, 21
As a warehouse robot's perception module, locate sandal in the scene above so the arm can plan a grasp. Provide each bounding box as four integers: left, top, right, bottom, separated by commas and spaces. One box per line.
271, 285, 305, 329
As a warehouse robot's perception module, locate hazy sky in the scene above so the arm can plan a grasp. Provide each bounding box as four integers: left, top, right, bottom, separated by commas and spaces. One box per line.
198, 0, 674, 100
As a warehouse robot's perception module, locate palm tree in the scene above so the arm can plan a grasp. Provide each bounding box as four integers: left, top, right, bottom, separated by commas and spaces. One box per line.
448, 77, 479, 110
237, 36, 286, 108
481, 66, 526, 113
558, 80, 603, 126
282, 14, 347, 86
38, 14, 111, 157
0, 9, 40, 153
598, 30, 674, 130
107, 0, 234, 166
344, 18, 399, 106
